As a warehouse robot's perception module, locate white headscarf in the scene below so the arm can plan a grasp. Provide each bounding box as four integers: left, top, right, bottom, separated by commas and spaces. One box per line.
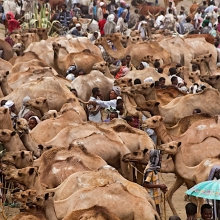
3, 100, 14, 108
107, 14, 115, 23
29, 116, 41, 124
18, 96, 30, 118
141, 62, 149, 69
144, 77, 154, 83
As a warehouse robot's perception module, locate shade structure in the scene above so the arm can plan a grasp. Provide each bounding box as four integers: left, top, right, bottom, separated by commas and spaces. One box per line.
185, 180, 220, 200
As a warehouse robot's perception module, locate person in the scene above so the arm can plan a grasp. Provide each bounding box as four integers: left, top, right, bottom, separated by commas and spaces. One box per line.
116, 104, 124, 118
104, 14, 116, 35
199, 204, 212, 220
66, 64, 77, 81
154, 61, 160, 72
154, 81, 161, 89
87, 87, 102, 123
192, 108, 201, 114
164, 9, 175, 29
177, 10, 186, 23
201, 19, 211, 33
3, 0, 16, 16
204, 2, 217, 14
126, 55, 135, 70
139, 61, 149, 70
144, 77, 154, 83
202, 16, 212, 28
0, 0, 4, 24
138, 15, 147, 39
194, 8, 202, 29
198, 1, 207, 11
28, 116, 41, 130
89, 31, 99, 42
56, 4, 72, 28
183, 17, 195, 34
98, 13, 108, 36
166, 1, 176, 15
73, 3, 83, 18
116, 11, 128, 33
158, 68, 163, 74
0, 100, 7, 106
169, 216, 181, 220
3, 100, 17, 124
155, 11, 165, 29
71, 23, 87, 37
89, 1, 98, 20
169, 67, 184, 85
107, 0, 116, 15
115, 58, 129, 79
128, 9, 139, 28
159, 77, 166, 88
70, 88, 78, 97
88, 86, 121, 109
117, 2, 126, 18
185, 203, 197, 220
123, 116, 137, 128
18, 96, 36, 120
5, 12, 20, 33
104, 111, 118, 122
97, 2, 106, 21
143, 150, 167, 215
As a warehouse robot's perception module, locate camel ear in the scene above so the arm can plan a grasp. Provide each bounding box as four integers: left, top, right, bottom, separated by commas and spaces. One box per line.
160, 117, 165, 121
143, 149, 148, 154
201, 59, 204, 62
216, 75, 220, 80
46, 146, 52, 150
209, 54, 212, 57
38, 144, 44, 150
128, 79, 132, 82
53, 112, 57, 117
6, 71, 9, 75
29, 167, 35, 175
177, 142, 181, 147
3, 108, 8, 114
43, 98, 47, 103
11, 131, 16, 136
155, 102, 160, 106
12, 155, 16, 160
20, 151, 25, 159
150, 83, 154, 88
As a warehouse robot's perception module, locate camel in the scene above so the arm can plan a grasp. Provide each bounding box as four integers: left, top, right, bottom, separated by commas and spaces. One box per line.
0, 57, 12, 72
12, 189, 37, 205
41, 110, 59, 120
91, 61, 114, 79
33, 143, 107, 188
136, 88, 220, 125
114, 77, 133, 87
105, 33, 124, 50
122, 68, 171, 84
71, 70, 114, 101
0, 77, 77, 113
177, 66, 193, 87
0, 129, 26, 152
52, 42, 103, 75
2, 151, 34, 168
63, 205, 120, 220
185, 38, 217, 72
95, 37, 168, 67
38, 124, 132, 180
187, 70, 211, 88
53, 182, 159, 220
0, 39, 13, 60
0, 107, 13, 130
8, 67, 56, 90
0, 70, 13, 96
201, 75, 220, 92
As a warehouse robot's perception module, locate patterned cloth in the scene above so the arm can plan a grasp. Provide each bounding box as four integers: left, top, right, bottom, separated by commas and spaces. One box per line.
145, 171, 161, 205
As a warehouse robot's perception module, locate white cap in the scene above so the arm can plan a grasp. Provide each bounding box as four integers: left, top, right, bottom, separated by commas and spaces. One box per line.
75, 23, 81, 27
100, 2, 105, 6
4, 100, 14, 108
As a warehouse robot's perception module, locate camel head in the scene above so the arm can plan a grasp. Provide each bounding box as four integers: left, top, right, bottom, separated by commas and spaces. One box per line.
158, 141, 181, 155
12, 189, 37, 204
130, 82, 155, 95
142, 115, 164, 129
36, 28, 48, 40
0, 107, 10, 121
176, 66, 188, 74
114, 78, 133, 87
25, 97, 48, 111
10, 33, 22, 44
2, 151, 34, 169
200, 75, 220, 86
94, 37, 105, 46
136, 100, 160, 115
32, 192, 54, 207
188, 70, 200, 80
120, 35, 130, 44
41, 110, 58, 121
92, 61, 108, 73
200, 53, 212, 62
12, 43, 25, 56
190, 57, 204, 65
5, 166, 39, 187
15, 118, 29, 134
105, 33, 121, 42
130, 36, 143, 44
0, 129, 16, 143
52, 42, 61, 54
0, 70, 9, 83
122, 149, 149, 165
130, 30, 141, 37
142, 55, 156, 64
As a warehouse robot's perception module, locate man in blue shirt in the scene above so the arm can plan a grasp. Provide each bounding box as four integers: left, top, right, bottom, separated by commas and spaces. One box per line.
57, 4, 73, 28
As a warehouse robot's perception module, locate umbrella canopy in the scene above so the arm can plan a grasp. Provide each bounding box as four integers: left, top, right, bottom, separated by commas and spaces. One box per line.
186, 180, 220, 200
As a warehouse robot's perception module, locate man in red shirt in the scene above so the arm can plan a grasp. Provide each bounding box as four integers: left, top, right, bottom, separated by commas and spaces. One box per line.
98, 13, 108, 36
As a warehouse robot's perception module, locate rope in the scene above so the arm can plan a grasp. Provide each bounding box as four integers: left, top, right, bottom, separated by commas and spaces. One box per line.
128, 162, 145, 176
163, 192, 166, 220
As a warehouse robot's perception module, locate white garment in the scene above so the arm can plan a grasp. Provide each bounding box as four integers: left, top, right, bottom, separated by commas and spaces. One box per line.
96, 99, 117, 109
170, 74, 184, 84
3, 0, 17, 15
177, 14, 186, 23
204, 5, 218, 13
116, 17, 128, 33
88, 97, 102, 123
155, 14, 165, 28
138, 21, 147, 39
164, 13, 174, 23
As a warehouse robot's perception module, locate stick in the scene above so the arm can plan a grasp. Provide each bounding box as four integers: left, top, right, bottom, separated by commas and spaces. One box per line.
163, 193, 166, 220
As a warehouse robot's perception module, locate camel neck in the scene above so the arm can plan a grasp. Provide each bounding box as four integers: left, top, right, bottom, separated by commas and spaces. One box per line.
172, 147, 197, 181
44, 198, 58, 220
154, 122, 173, 143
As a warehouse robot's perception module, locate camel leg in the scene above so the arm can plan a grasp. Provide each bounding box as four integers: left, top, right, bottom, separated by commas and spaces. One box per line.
165, 176, 184, 216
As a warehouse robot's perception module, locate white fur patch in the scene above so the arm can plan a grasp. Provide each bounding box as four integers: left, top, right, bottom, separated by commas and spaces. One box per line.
203, 159, 212, 167
196, 125, 207, 130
